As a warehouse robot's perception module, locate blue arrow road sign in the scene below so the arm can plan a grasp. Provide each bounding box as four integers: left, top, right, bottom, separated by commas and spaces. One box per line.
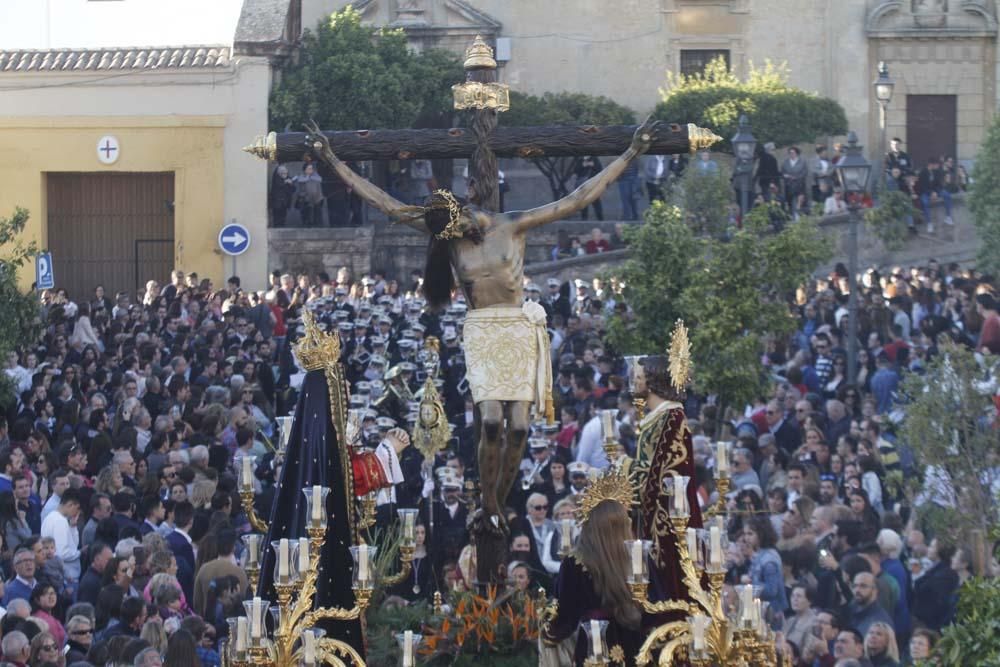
36, 252, 55, 289
218, 223, 250, 256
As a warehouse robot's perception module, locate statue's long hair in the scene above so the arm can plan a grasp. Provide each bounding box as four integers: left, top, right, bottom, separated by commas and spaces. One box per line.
575, 500, 641, 630
421, 194, 481, 311
639, 354, 682, 402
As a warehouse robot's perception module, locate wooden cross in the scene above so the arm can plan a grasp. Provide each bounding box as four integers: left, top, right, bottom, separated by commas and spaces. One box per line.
244, 35, 719, 214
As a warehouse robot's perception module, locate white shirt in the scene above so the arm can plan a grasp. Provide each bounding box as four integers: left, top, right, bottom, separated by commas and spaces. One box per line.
41, 509, 80, 579
575, 416, 609, 471
40, 494, 61, 522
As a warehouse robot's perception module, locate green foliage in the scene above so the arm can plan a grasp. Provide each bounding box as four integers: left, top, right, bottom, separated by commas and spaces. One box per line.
899, 342, 1000, 540
671, 166, 733, 238
0, 207, 42, 408
935, 577, 1000, 667
269, 6, 463, 131
503, 91, 636, 127
865, 189, 915, 250
604, 204, 698, 353
605, 202, 831, 410
654, 58, 848, 150
969, 112, 1000, 275
502, 91, 636, 200
365, 600, 431, 667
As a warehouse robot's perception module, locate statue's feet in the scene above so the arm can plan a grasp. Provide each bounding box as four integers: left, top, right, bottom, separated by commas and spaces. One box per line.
468, 508, 508, 539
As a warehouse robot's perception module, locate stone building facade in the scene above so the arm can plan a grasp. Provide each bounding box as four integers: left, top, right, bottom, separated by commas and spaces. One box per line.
307, 0, 997, 165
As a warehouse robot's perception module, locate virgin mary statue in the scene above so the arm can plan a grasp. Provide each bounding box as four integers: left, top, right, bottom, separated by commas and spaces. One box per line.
256, 309, 364, 656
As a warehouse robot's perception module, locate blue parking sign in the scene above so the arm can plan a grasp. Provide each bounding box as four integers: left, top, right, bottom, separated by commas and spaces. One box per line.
36, 252, 54, 290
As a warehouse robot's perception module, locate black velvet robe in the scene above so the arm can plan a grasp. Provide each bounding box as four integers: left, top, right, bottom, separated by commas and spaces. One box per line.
257, 368, 363, 657
542, 556, 642, 667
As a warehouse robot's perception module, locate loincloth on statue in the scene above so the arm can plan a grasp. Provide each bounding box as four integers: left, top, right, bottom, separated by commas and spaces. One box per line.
462, 302, 551, 413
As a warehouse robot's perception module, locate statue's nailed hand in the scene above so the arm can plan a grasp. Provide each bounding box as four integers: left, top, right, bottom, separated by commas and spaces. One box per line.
631, 116, 664, 154
304, 120, 336, 161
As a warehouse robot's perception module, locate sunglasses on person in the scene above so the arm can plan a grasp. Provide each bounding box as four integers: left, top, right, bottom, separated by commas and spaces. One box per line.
41, 644, 57, 651
71, 629, 93, 636
531, 504, 548, 511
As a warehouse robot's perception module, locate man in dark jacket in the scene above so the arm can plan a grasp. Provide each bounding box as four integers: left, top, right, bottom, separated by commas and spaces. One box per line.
756, 142, 780, 201
912, 538, 960, 631
77, 542, 112, 606
165, 501, 197, 602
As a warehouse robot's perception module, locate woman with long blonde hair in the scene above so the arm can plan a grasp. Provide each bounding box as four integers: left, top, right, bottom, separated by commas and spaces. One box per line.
541, 499, 642, 666
864, 621, 900, 666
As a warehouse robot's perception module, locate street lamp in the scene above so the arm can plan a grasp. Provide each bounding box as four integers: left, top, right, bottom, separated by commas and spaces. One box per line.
873, 62, 894, 188
731, 114, 757, 218
835, 132, 872, 386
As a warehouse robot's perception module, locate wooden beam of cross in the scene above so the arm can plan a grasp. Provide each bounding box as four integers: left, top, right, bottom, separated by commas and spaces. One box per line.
245, 34, 720, 213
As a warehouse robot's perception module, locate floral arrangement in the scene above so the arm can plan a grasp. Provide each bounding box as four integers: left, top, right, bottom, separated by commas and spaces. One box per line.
421, 587, 542, 665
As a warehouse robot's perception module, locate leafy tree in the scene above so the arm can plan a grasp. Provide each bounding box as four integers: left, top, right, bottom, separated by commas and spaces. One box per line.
670, 167, 733, 238
934, 577, 1000, 666
898, 342, 999, 542
969, 112, 1000, 275
654, 58, 848, 150
605, 202, 831, 414
864, 189, 915, 251
0, 207, 42, 408
269, 6, 463, 131
501, 91, 636, 200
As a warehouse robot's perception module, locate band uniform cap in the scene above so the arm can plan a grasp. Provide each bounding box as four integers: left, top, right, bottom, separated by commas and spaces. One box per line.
568, 461, 590, 476
547, 278, 560, 287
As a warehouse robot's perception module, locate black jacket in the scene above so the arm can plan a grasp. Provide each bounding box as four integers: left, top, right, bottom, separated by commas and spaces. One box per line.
912, 561, 959, 630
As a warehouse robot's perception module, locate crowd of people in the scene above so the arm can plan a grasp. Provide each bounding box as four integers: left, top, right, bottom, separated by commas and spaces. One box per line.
0, 247, 997, 666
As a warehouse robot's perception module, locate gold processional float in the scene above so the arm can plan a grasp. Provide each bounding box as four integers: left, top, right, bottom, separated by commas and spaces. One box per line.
233, 32, 770, 667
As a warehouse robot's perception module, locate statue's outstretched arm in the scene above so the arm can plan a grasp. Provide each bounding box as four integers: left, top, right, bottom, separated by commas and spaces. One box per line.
306, 123, 427, 233
512, 118, 663, 233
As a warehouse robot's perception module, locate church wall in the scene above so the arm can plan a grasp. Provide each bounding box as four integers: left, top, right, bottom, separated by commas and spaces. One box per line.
0, 59, 271, 290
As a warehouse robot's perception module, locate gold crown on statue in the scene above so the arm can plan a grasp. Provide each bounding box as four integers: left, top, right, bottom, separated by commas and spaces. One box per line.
295, 309, 342, 371
668, 319, 692, 392
427, 189, 464, 240
577, 466, 636, 525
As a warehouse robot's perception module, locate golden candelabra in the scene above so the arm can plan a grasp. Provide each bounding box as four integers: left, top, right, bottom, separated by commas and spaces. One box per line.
622, 488, 781, 667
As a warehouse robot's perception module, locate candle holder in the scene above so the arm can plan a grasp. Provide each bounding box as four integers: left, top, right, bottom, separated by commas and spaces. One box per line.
557, 518, 576, 557
395, 630, 423, 667
301, 486, 331, 531
240, 487, 269, 534
706, 474, 731, 517
581, 619, 610, 666
242, 534, 264, 592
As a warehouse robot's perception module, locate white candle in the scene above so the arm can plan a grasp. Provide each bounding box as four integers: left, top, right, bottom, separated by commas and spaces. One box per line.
716, 442, 728, 474
687, 528, 699, 563
358, 545, 370, 583
630, 540, 643, 579
246, 534, 259, 566
311, 485, 322, 525
692, 615, 707, 652
590, 620, 603, 658
403, 512, 416, 542
741, 586, 754, 622
709, 526, 722, 567
673, 475, 687, 515
601, 410, 614, 440
298, 537, 310, 574
236, 616, 249, 652
251, 597, 262, 639
403, 630, 414, 667
560, 520, 573, 552
754, 599, 763, 630
242, 456, 252, 490
303, 631, 316, 664
278, 538, 289, 580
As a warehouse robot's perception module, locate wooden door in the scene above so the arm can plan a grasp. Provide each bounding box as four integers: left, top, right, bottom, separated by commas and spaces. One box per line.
906, 95, 957, 169
46, 172, 175, 297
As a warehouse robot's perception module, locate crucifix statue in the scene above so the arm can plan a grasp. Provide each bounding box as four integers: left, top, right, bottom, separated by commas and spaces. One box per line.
246, 35, 719, 587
